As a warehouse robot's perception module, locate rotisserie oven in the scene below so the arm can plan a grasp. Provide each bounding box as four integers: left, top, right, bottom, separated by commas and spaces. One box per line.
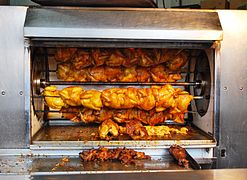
0, 6, 247, 174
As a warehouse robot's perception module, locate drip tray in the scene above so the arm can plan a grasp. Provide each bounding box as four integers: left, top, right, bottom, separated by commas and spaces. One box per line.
32, 125, 216, 149
0, 155, 194, 174
32, 155, 191, 174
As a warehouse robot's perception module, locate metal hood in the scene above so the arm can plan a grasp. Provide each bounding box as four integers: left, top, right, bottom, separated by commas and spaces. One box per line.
24, 8, 223, 41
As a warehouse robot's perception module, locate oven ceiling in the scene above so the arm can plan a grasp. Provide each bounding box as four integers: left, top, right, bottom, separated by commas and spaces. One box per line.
24, 8, 223, 41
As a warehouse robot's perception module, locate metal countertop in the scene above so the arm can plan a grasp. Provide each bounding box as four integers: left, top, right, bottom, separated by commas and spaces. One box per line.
1, 169, 247, 180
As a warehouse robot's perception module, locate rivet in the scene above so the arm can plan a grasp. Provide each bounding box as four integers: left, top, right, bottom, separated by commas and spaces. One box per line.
1, 91, 5, 96
19, 91, 23, 95
240, 87, 244, 91
223, 87, 227, 90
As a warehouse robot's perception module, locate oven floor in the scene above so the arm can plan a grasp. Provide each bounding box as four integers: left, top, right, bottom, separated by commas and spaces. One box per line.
31, 125, 216, 148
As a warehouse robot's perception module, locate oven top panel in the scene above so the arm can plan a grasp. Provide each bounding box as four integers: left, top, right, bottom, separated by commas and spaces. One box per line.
24, 8, 223, 41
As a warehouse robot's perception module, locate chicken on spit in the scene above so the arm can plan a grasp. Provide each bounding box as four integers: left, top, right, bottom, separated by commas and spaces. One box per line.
44, 85, 193, 114
56, 63, 182, 83
43, 86, 66, 110
54, 48, 188, 68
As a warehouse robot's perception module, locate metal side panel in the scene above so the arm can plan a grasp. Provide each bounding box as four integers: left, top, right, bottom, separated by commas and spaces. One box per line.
0, 6, 28, 148
24, 8, 223, 41
217, 10, 247, 168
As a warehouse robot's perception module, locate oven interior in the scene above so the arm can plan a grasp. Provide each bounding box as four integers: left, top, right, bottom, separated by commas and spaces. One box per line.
29, 40, 216, 170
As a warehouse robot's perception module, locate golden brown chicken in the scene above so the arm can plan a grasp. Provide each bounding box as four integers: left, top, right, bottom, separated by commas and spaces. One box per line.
56, 63, 182, 83
101, 87, 139, 109
54, 48, 189, 69
120, 48, 139, 67
57, 63, 88, 82
150, 65, 182, 83
43, 86, 66, 110
145, 126, 188, 136
136, 88, 156, 111
169, 145, 189, 168
60, 107, 81, 122
98, 119, 120, 140
137, 48, 160, 67
104, 67, 123, 82
166, 51, 188, 71
59, 86, 84, 106
136, 67, 151, 82
61, 107, 184, 125
72, 50, 92, 69
54, 48, 77, 62
91, 48, 109, 66
79, 147, 150, 164
87, 66, 108, 82
80, 90, 103, 111
107, 49, 126, 66
125, 120, 148, 140
170, 91, 194, 114
119, 67, 137, 82
44, 85, 193, 116
152, 85, 177, 112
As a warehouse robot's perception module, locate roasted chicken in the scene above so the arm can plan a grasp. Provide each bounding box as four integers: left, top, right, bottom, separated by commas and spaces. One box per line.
145, 126, 188, 136
169, 145, 189, 168
61, 107, 185, 125
54, 48, 77, 62
80, 90, 103, 111
44, 85, 193, 114
43, 86, 66, 110
59, 86, 84, 106
54, 48, 188, 68
98, 119, 189, 140
56, 63, 182, 83
79, 147, 150, 164
98, 119, 119, 140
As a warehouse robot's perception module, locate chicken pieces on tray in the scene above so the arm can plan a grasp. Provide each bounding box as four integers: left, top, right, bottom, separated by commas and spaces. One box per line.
98, 119, 189, 140
79, 147, 150, 164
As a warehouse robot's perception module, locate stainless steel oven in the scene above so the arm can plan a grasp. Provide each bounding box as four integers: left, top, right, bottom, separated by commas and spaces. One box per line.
0, 6, 247, 174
